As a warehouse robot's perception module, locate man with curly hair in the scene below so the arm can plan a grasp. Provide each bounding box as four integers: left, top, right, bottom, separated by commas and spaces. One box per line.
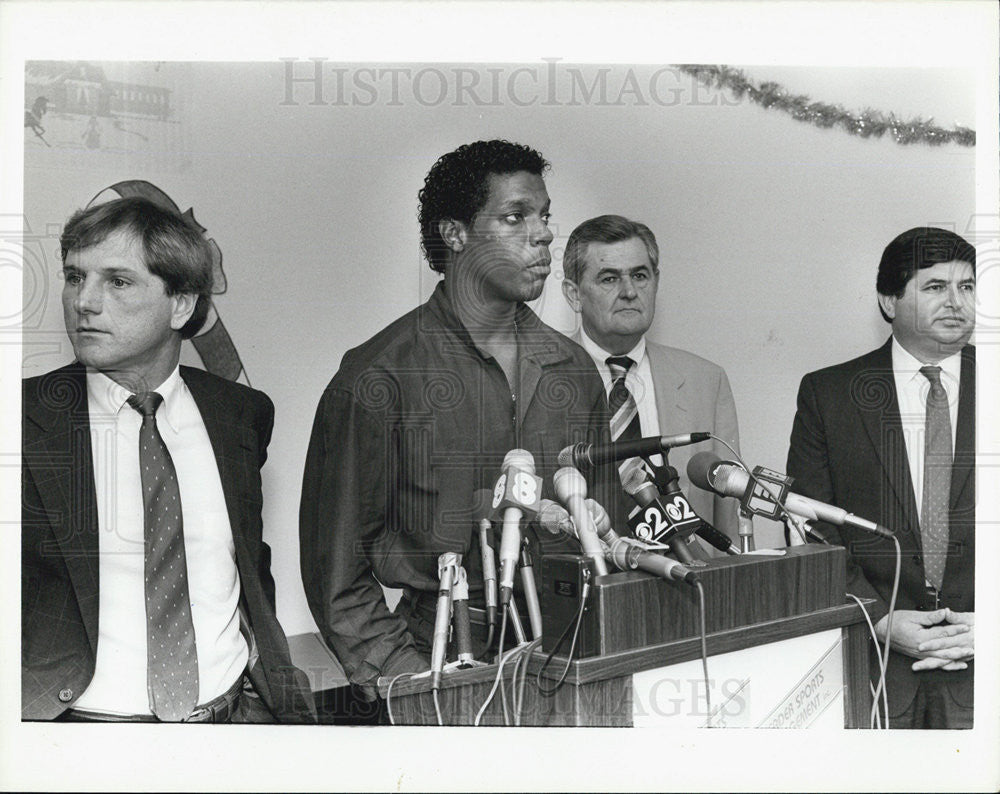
300, 140, 615, 697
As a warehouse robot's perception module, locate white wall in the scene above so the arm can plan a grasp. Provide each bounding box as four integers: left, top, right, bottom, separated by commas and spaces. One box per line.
23, 61, 977, 636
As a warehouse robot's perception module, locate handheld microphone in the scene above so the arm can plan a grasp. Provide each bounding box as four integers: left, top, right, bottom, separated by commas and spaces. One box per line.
606, 535, 699, 585
551, 467, 609, 576
558, 432, 711, 469
492, 450, 542, 605
543, 496, 698, 585
687, 452, 894, 539
451, 566, 475, 667
584, 497, 614, 543
621, 466, 700, 563
695, 521, 741, 556
538, 498, 577, 539
431, 552, 460, 690
519, 538, 543, 640
473, 489, 498, 631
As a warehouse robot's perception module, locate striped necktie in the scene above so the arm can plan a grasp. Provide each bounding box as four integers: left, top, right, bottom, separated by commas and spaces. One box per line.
919, 366, 952, 592
127, 391, 199, 721
607, 356, 643, 482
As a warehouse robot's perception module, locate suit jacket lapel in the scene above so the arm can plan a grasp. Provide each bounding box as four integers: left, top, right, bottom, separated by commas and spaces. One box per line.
180, 367, 252, 555
646, 342, 688, 434
23, 363, 101, 656
855, 340, 920, 537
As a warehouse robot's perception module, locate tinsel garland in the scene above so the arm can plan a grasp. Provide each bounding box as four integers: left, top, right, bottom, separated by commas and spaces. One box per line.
677, 64, 976, 147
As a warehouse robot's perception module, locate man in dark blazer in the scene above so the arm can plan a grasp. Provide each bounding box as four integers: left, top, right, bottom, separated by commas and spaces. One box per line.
22, 197, 314, 723
787, 227, 976, 729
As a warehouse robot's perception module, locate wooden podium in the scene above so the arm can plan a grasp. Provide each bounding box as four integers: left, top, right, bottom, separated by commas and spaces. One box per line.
379, 545, 873, 727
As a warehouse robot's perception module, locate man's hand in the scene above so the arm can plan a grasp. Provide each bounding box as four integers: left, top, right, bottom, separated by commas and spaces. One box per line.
910, 610, 974, 671
874, 608, 973, 672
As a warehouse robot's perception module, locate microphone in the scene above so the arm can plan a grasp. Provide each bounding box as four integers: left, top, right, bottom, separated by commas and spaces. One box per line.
431, 552, 460, 690
621, 466, 700, 564
687, 452, 894, 540
543, 497, 697, 585
584, 497, 615, 543
538, 498, 577, 538
473, 489, 498, 632
451, 566, 475, 667
558, 432, 711, 469
493, 450, 542, 606
551, 467, 609, 576
519, 538, 543, 640
694, 520, 740, 556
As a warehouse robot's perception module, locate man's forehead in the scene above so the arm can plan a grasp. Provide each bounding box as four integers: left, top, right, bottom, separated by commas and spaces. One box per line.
585, 238, 652, 271
65, 230, 147, 270
484, 171, 548, 205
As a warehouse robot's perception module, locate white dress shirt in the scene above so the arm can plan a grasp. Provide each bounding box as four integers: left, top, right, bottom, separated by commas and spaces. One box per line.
578, 329, 663, 466
891, 337, 962, 524
74, 366, 248, 714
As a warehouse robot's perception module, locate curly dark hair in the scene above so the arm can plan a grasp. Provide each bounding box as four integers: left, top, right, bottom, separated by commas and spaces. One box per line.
418, 139, 550, 273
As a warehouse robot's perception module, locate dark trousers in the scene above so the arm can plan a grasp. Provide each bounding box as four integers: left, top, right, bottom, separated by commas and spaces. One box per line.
890, 679, 973, 729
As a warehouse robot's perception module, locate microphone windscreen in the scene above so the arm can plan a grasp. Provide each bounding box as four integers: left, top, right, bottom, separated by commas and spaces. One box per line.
503, 448, 535, 473
552, 466, 587, 502
538, 499, 574, 537
687, 451, 723, 491
556, 445, 576, 468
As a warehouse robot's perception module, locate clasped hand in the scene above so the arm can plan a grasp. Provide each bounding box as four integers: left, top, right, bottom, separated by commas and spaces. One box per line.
875, 608, 974, 672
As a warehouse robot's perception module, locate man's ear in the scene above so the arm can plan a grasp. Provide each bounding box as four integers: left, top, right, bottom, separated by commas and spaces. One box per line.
438, 219, 467, 254
170, 292, 198, 331
877, 292, 897, 321
561, 277, 582, 312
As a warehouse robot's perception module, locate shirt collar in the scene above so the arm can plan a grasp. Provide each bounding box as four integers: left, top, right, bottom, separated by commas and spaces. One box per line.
85, 365, 184, 431
578, 327, 646, 372
891, 336, 961, 387
427, 280, 568, 365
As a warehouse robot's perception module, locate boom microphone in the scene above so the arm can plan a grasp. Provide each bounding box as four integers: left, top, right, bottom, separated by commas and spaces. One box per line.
558, 432, 711, 469
686, 452, 894, 540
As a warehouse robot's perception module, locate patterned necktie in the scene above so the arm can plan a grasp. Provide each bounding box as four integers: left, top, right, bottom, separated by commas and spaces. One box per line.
919, 366, 952, 592
127, 391, 199, 721
607, 356, 643, 482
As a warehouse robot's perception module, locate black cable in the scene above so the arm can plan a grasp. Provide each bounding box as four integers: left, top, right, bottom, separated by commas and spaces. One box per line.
536, 572, 591, 696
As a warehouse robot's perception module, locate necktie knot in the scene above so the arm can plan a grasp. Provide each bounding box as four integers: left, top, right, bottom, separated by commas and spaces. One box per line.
606, 356, 635, 380
919, 365, 943, 387
127, 391, 164, 418
919, 366, 948, 407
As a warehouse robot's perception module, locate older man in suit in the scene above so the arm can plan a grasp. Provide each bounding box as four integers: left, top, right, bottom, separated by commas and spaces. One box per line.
22, 197, 314, 722
787, 227, 976, 729
560, 214, 741, 550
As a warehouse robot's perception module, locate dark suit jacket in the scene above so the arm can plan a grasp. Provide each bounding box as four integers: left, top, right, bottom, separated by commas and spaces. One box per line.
22, 362, 315, 722
787, 339, 975, 715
